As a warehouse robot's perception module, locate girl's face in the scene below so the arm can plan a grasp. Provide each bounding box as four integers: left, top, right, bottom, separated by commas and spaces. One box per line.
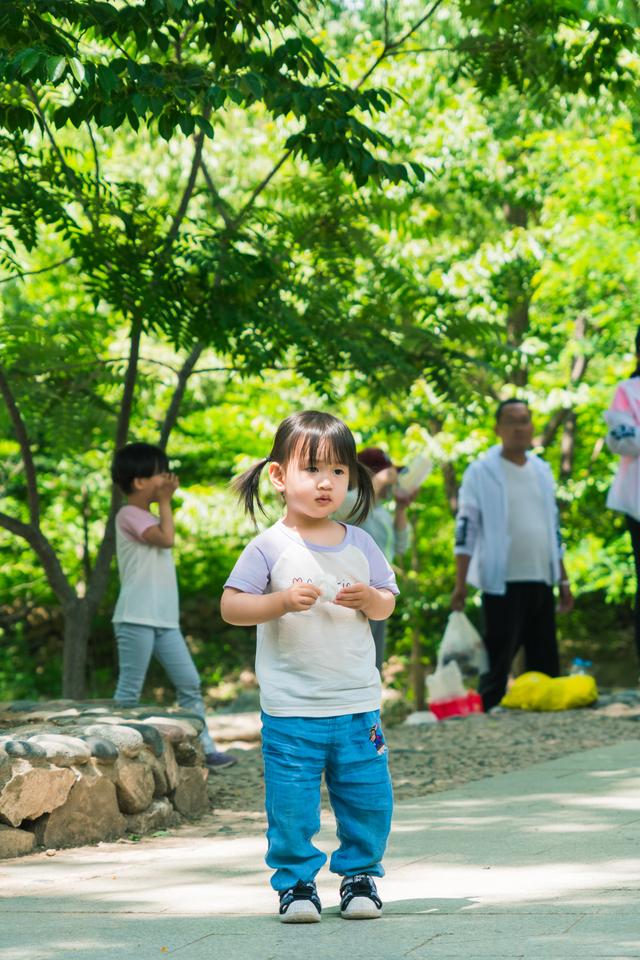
269, 445, 350, 521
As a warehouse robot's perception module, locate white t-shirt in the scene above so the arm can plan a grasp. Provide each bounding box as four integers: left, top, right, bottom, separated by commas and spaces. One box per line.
502, 459, 552, 584
112, 505, 180, 628
224, 520, 399, 717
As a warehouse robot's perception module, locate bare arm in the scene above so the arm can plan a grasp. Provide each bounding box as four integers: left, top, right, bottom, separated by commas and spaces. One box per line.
221, 583, 321, 626
142, 474, 179, 548
451, 553, 471, 610
558, 559, 574, 614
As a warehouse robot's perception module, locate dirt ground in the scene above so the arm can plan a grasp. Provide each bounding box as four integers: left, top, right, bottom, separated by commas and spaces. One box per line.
201, 708, 640, 835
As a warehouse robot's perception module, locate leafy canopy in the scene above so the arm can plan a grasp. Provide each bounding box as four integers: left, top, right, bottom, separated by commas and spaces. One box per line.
0, 0, 421, 187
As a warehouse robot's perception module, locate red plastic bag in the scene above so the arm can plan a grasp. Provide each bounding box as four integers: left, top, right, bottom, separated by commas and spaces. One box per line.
429, 690, 483, 721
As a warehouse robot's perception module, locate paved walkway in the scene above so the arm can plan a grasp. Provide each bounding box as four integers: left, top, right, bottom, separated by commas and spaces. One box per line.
2, 741, 640, 960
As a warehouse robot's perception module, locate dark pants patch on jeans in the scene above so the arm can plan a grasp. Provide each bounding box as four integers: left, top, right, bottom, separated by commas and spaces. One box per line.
480, 582, 559, 712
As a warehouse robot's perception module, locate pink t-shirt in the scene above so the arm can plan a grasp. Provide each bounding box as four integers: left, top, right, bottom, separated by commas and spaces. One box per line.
112, 505, 179, 628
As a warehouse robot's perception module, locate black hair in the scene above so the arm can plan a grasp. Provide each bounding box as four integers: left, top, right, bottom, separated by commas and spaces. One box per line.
111, 442, 170, 494
233, 410, 374, 525
495, 398, 530, 422
632, 327, 640, 378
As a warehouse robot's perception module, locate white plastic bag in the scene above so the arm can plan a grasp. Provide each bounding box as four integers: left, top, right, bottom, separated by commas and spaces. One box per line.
426, 660, 466, 702
437, 612, 488, 677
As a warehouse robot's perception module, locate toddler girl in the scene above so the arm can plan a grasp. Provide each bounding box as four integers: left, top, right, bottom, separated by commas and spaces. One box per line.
221, 411, 397, 922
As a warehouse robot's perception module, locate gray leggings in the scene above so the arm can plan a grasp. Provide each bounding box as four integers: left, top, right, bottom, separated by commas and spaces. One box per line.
370, 619, 387, 673
114, 622, 215, 754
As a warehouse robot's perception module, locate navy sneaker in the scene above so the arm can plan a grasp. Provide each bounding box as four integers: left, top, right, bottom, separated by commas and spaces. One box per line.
278, 880, 322, 923
339, 874, 382, 919
205, 750, 237, 770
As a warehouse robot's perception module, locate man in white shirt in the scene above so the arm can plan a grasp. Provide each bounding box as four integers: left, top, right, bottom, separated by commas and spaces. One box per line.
451, 400, 574, 711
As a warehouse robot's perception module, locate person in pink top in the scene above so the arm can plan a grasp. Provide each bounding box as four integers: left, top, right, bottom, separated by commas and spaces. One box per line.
605, 329, 640, 661
111, 442, 236, 770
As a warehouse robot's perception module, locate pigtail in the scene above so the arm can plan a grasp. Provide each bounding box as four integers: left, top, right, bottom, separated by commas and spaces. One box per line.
346, 462, 375, 525
232, 458, 270, 523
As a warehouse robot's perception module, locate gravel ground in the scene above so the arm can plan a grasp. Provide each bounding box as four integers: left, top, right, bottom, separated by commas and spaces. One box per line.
205, 709, 640, 831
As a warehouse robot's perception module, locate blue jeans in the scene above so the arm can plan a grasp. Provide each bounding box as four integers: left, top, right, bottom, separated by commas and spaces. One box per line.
113, 623, 216, 754
261, 710, 393, 891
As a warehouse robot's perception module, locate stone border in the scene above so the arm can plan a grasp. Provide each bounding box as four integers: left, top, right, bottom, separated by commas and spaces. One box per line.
0, 700, 211, 859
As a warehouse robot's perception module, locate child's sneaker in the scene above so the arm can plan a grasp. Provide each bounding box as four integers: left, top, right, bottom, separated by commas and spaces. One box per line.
339, 874, 382, 919
205, 750, 237, 770
278, 880, 322, 923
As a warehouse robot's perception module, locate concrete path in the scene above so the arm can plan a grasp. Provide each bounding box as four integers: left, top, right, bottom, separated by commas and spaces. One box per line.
1, 741, 640, 960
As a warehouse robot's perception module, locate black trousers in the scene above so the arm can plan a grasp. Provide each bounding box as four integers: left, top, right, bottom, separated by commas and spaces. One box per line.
480, 582, 559, 712
625, 516, 640, 660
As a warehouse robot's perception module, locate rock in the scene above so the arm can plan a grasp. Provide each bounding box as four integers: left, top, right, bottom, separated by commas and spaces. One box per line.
138, 709, 204, 735
120, 723, 165, 758
83, 724, 144, 757
0, 760, 76, 827
0, 824, 36, 858
171, 711, 205, 735
114, 757, 155, 814
163, 741, 179, 792
0, 740, 47, 760
171, 767, 209, 818
138, 716, 197, 742
30, 768, 125, 848
27, 735, 92, 767
125, 798, 177, 835
137, 750, 170, 798
174, 740, 201, 767
79, 736, 120, 762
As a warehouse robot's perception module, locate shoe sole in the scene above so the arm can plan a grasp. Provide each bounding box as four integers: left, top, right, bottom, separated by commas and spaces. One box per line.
206, 760, 237, 771
280, 901, 321, 923
341, 897, 382, 920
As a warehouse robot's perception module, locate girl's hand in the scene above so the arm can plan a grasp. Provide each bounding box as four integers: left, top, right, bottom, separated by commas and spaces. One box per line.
282, 582, 321, 613
334, 582, 372, 610
157, 473, 179, 501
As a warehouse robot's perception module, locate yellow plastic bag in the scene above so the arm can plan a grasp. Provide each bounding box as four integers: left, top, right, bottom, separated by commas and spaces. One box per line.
501, 671, 598, 711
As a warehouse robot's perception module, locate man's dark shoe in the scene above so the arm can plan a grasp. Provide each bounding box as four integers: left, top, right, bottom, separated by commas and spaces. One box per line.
339, 874, 382, 919
278, 880, 322, 923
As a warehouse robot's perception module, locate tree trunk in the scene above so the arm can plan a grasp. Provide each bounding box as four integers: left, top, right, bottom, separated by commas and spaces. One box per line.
411, 625, 426, 711
62, 599, 92, 699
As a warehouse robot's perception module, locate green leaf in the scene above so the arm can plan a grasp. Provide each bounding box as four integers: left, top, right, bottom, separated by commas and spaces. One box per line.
46, 56, 66, 82
69, 57, 85, 85
19, 49, 41, 75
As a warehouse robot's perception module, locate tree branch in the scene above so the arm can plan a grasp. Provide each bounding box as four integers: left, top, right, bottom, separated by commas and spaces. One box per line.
355, 0, 447, 90
26, 85, 80, 191
158, 342, 205, 449
385, 45, 454, 57
0, 512, 77, 607
199, 158, 235, 230
0, 511, 33, 541
226, 1, 446, 227
161, 110, 211, 257
231, 151, 292, 230
0, 256, 75, 285
0, 365, 41, 527
85, 120, 101, 200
